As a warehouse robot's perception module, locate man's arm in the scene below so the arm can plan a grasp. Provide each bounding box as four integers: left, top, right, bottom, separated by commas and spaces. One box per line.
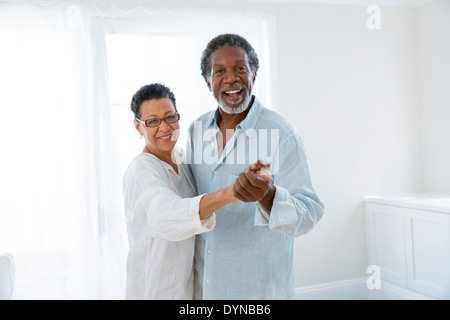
232, 136, 324, 238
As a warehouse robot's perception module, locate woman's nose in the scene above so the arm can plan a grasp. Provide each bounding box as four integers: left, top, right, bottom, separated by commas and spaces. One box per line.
158, 119, 172, 131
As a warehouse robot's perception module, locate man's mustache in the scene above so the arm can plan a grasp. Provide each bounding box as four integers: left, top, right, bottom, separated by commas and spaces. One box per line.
219, 82, 248, 93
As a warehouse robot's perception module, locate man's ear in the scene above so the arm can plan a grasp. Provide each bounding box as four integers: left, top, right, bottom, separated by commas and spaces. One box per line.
205, 77, 212, 92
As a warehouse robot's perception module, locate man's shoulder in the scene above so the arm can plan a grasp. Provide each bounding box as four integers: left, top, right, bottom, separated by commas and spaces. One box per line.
259, 107, 298, 135
194, 109, 215, 121
188, 109, 214, 132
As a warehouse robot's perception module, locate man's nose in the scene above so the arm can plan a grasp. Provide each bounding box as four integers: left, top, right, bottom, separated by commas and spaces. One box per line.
223, 70, 239, 83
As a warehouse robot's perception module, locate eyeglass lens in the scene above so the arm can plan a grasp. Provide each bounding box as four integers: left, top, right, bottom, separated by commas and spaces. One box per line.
145, 114, 179, 127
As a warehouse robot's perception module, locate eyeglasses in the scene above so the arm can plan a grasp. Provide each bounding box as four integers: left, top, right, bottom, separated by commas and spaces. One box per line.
136, 113, 180, 128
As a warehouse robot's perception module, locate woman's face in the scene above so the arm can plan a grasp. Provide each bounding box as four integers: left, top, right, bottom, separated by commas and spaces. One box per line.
134, 98, 180, 157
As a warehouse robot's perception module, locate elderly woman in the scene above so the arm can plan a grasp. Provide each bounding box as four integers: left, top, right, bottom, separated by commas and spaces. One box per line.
122, 83, 235, 300
123, 83, 271, 300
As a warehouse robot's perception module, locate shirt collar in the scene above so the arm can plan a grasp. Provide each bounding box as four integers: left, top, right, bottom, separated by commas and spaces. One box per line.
206, 108, 219, 129
144, 147, 182, 176
237, 96, 263, 136
207, 96, 264, 137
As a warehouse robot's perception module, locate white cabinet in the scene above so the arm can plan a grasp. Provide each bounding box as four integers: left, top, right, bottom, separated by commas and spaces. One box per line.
365, 194, 450, 299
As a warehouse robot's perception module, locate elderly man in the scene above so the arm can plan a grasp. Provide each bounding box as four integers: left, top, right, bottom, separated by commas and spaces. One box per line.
187, 33, 324, 299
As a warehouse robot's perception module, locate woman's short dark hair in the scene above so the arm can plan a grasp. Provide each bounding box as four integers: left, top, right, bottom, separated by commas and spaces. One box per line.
130, 83, 177, 119
200, 33, 259, 79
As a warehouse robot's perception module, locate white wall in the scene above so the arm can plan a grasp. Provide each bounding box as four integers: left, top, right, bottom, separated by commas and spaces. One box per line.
417, 0, 450, 194
273, 4, 423, 289
130, 0, 446, 296
173, 0, 424, 292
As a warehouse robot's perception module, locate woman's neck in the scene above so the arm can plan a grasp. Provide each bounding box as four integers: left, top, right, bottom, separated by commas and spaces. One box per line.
143, 146, 178, 174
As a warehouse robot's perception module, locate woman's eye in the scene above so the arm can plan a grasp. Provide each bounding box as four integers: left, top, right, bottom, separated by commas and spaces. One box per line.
147, 119, 159, 126
166, 115, 176, 121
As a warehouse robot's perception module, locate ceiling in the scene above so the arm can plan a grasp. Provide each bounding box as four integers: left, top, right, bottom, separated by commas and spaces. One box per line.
207, 0, 436, 7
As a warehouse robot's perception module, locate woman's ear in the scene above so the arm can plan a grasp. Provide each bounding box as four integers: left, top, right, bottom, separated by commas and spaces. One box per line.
134, 119, 143, 136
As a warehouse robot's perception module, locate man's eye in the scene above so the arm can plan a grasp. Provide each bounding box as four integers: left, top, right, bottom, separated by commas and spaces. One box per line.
214, 69, 223, 74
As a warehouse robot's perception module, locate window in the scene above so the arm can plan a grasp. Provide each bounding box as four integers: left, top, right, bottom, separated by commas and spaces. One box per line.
0, 1, 276, 299
104, 22, 278, 181
0, 13, 94, 299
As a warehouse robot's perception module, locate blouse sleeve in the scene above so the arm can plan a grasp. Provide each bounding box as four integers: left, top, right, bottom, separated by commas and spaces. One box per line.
124, 156, 215, 241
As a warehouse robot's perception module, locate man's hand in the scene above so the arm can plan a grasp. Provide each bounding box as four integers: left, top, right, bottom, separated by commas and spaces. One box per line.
232, 160, 275, 211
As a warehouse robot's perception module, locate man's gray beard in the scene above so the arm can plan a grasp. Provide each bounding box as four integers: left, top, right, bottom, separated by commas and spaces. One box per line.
218, 93, 252, 114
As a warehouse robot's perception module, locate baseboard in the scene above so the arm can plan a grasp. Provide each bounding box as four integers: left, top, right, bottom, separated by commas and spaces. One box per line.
293, 278, 437, 300
293, 278, 369, 300
368, 280, 436, 300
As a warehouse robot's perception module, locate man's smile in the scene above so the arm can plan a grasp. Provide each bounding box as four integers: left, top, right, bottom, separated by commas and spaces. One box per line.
221, 86, 245, 104
224, 89, 242, 95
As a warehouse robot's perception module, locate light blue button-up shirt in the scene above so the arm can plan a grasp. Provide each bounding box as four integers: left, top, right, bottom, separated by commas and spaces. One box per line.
186, 96, 324, 300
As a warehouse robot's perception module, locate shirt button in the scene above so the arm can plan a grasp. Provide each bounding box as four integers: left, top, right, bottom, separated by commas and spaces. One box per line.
207, 249, 212, 254
214, 171, 218, 174
206, 279, 210, 284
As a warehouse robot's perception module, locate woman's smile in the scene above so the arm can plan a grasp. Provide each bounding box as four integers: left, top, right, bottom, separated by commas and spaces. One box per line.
157, 134, 173, 142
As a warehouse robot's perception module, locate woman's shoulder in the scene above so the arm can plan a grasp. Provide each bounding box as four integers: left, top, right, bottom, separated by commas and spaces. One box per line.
130, 152, 161, 167
124, 153, 166, 179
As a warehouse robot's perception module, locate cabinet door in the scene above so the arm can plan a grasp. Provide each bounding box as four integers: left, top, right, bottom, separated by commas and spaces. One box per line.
404, 209, 450, 299
366, 203, 407, 286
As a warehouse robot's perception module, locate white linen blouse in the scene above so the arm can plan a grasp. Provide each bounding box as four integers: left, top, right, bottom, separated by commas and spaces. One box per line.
122, 149, 215, 300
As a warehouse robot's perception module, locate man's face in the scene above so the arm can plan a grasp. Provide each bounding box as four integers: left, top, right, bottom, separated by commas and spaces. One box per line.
205, 46, 256, 114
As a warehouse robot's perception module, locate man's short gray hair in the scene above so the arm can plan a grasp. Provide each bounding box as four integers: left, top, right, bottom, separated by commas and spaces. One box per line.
200, 33, 259, 79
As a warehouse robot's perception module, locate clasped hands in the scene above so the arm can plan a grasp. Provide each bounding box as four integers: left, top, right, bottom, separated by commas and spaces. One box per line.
231, 160, 274, 203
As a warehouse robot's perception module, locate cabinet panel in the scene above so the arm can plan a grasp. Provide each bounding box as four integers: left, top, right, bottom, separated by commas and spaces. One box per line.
365, 195, 450, 299
404, 209, 450, 299
366, 203, 407, 286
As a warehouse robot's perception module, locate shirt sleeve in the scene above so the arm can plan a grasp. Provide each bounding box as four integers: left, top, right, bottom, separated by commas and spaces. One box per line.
126, 156, 216, 241
254, 135, 324, 237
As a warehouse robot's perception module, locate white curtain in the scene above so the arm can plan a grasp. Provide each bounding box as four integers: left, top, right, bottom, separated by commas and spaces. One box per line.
0, 0, 276, 299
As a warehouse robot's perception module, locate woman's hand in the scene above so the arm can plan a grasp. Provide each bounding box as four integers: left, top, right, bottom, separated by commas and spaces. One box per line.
249, 160, 273, 184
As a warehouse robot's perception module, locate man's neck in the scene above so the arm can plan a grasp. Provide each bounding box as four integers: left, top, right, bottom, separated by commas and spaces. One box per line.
217, 96, 254, 131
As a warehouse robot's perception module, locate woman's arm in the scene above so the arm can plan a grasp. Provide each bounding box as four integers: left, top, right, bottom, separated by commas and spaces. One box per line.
198, 184, 238, 220
199, 161, 273, 219
125, 157, 273, 241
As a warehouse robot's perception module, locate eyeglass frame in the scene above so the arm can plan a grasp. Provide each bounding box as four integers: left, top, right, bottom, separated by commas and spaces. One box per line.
135, 113, 180, 128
